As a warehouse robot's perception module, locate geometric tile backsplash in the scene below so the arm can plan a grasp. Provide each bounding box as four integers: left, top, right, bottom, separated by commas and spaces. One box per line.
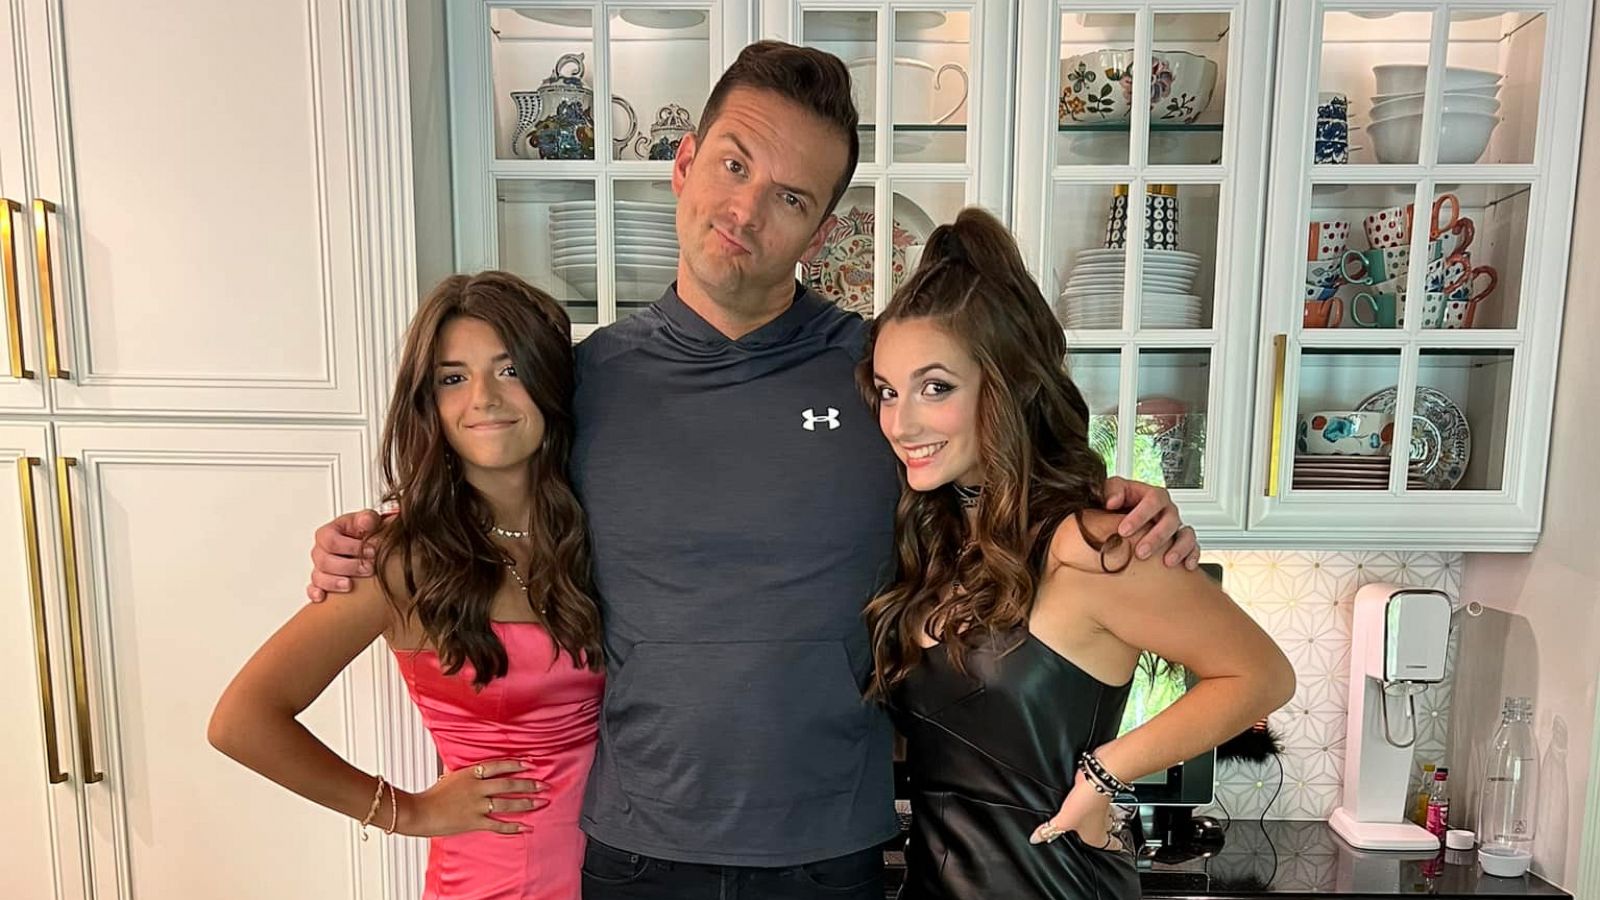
1197, 550, 1464, 821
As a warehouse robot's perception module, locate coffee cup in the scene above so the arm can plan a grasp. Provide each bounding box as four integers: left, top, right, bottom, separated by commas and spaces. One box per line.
1430, 218, 1475, 260
1363, 192, 1462, 249
1307, 217, 1351, 261
1352, 291, 1402, 328
1304, 297, 1344, 328
1340, 247, 1410, 285
1306, 257, 1347, 288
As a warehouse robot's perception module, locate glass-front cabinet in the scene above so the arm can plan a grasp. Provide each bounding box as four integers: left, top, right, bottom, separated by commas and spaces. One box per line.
761, 0, 1013, 313
1249, 2, 1587, 548
449, 2, 751, 339
444, 0, 1593, 549
1012, 1, 1276, 536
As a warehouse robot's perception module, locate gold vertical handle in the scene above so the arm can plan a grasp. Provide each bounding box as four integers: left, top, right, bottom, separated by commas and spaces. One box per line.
19, 457, 67, 783
1265, 334, 1288, 497
33, 199, 68, 379
3, 199, 33, 379
55, 457, 100, 783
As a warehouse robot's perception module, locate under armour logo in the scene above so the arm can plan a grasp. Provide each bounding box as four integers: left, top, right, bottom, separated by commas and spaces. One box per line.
801, 407, 840, 431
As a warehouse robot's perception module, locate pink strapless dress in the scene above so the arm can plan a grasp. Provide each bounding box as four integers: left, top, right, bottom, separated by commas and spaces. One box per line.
393, 622, 604, 900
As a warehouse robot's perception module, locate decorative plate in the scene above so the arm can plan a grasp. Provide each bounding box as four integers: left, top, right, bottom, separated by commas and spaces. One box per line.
1356, 386, 1471, 490
802, 189, 935, 316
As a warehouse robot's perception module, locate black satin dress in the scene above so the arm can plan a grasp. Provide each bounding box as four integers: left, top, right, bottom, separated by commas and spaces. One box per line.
888, 626, 1139, 900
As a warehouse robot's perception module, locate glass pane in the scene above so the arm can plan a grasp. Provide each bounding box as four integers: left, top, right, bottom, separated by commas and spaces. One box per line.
892, 9, 969, 164
1304, 183, 1418, 332
1292, 350, 1402, 492
1443, 11, 1542, 165
609, 180, 679, 319
1052, 181, 1127, 329
500, 179, 599, 324
1057, 11, 1135, 166
1407, 350, 1513, 491
610, 9, 712, 160
1150, 13, 1229, 166
492, 8, 598, 161
806, 10, 878, 165
1421, 184, 1526, 329
802, 184, 942, 317
1320, 10, 1434, 165
1136, 349, 1210, 489
1141, 183, 1215, 330
1069, 349, 1122, 475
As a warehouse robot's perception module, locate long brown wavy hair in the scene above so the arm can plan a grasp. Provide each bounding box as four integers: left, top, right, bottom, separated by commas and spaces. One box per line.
857, 207, 1127, 697
376, 271, 601, 686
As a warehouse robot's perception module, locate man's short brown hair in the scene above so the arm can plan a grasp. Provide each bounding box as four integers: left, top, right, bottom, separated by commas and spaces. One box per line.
698, 41, 860, 220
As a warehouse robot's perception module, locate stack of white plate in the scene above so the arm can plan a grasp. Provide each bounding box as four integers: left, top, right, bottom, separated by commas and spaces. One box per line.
1056, 249, 1204, 329
549, 199, 678, 301
1293, 454, 1426, 490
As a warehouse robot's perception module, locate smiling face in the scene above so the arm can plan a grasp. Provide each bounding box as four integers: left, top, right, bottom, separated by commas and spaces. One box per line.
433, 316, 546, 480
671, 86, 848, 313
872, 317, 986, 492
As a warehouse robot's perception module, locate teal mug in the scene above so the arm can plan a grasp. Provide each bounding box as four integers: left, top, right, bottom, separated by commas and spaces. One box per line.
1341, 247, 1410, 286
1352, 291, 1402, 328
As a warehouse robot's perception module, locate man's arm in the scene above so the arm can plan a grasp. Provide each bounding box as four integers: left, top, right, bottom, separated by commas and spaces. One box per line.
306, 509, 383, 601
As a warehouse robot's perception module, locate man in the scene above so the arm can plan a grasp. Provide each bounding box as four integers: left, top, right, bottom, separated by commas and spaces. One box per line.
309, 41, 1198, 899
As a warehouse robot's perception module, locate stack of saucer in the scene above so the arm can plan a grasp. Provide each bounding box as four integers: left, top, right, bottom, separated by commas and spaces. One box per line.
549, 199, 678, 305
1292, 455, 1426, 490
1056, 249, 1203, 328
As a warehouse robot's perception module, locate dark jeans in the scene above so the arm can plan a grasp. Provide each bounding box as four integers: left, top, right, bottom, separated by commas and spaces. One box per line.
581, 839, 884, 900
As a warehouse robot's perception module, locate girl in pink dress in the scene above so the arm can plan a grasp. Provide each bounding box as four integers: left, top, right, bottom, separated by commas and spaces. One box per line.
211, 272, 604, 899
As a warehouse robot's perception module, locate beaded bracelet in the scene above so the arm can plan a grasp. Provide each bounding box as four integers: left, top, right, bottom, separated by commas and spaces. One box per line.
359, 775, 387, 841
1079, 751, 1134, 796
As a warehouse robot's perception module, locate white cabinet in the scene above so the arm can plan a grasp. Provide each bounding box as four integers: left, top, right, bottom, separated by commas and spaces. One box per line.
4, 0, 372, 417
1247, 2, 1592, 549
444, 1, 1593, 545
2, 1, 425, 897
4, 423, 388, 899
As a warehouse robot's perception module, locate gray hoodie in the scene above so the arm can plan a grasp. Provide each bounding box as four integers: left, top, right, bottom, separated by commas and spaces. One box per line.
572, 283, 901, 866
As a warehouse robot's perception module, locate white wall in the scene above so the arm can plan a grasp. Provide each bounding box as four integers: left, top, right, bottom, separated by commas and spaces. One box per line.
1455, 13, 1600, 895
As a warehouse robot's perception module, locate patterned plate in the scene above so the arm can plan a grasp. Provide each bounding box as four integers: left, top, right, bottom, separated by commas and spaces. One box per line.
1356, 386, 1471, 490
803, 189, 936, 316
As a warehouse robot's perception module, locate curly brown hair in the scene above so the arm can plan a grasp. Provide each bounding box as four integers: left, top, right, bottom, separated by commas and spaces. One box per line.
856, 208, 1125, 697
376, 271, 601, 686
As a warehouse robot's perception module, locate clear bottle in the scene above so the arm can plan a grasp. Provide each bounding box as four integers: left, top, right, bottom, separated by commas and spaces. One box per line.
1425, 767, 1450, 839
1479, 697, 1539, 856
1412, 763, 1437, 825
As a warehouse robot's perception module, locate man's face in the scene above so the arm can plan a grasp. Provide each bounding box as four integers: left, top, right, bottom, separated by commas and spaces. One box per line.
671, 87, 849, 307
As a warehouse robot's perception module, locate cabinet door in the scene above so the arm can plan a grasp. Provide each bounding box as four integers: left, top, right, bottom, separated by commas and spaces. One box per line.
0, 3, 46, 412
1012, 1, 1276, 538
1247, 1, 1590, 549
0, 424, 89, 900
23, 1, 364, 416
52, 423, 383, 899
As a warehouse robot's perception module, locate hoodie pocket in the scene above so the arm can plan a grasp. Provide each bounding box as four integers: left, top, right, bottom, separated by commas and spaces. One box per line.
604, 639, 870, 807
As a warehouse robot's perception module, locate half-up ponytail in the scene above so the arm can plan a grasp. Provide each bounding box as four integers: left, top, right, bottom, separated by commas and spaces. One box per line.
856, 206, 1123, 696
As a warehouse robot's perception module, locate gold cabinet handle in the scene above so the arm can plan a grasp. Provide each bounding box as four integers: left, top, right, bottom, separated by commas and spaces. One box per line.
33, 199, 68, 379
1265, 334, 1288, 497
55, 457, 100, 783
3, 199, 32, 379
19, 457, 66, 783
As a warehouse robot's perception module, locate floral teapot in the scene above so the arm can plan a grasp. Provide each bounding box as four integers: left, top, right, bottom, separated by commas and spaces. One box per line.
630, 103, 697, 160
510, 53, 637, 160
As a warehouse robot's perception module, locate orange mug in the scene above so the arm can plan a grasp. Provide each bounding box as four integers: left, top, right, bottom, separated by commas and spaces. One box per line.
1304, 298, 1344, 328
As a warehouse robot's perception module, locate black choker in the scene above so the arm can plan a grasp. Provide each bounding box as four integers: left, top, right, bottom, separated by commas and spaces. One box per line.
952, 483, 983, 509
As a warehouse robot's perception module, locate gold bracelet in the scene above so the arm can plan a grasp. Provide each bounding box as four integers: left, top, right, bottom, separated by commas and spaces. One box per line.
359, 775, 386, 840
384, 778, 399, 835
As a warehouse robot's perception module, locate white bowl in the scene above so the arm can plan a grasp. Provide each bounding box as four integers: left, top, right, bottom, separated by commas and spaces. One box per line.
1369, 93, 1502, 120
1369, 110, 1500, 164
1371, 85, 1501, 104
1373, 64, 1503, 96
1478, 845, 1533, 878
1152, 51, 1219, 124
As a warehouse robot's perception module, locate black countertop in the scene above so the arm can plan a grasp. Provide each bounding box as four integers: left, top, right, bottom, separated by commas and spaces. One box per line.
882, 821, 1569, 899
1139, 821, 1567, 899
